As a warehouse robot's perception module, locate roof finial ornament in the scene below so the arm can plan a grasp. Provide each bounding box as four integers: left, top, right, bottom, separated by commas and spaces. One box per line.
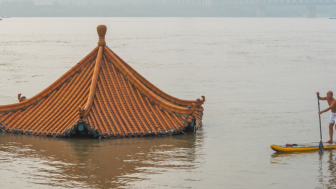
97, 25, 107, 46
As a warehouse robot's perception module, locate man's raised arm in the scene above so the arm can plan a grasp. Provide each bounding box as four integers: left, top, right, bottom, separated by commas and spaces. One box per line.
317, 92, 327, 100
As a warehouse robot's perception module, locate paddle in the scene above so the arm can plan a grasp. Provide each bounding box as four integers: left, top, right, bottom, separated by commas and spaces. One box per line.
317, 94, 324, 154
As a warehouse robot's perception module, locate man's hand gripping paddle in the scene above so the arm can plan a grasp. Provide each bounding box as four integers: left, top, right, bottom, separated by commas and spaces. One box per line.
317, 93, 324, 155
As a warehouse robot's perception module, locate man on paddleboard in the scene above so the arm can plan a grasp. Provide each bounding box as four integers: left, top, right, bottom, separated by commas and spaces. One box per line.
317, 91, 336, 143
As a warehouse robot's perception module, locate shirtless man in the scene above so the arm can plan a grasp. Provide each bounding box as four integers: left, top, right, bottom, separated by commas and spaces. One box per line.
317, 91, 336, 143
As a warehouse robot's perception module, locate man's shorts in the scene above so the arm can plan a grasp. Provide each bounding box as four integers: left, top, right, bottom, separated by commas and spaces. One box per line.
329, 112, 336, 123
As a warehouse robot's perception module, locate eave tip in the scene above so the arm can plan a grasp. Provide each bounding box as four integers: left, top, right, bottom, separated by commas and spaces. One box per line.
97, 25, 107, 46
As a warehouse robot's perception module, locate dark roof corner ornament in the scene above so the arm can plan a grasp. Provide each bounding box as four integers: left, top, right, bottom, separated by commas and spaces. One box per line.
97, 25, 107, 46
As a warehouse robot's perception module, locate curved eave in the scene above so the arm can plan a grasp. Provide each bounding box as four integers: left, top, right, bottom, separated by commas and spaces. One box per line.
104, 48, 197, 115
0, 47, 99, 112
0, 54, 95, 137
107, 48, 205, 107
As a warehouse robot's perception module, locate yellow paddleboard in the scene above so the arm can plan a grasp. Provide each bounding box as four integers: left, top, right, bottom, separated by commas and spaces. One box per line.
271, 143, 336, 152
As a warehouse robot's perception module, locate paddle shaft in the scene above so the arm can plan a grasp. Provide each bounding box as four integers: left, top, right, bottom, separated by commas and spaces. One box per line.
317, 94, 322, 140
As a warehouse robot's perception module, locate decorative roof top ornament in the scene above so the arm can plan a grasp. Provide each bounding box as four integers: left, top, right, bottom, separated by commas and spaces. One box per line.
97, 25, 107, 46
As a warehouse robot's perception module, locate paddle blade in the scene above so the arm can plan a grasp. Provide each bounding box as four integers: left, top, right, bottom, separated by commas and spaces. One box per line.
319, 140, 324, 155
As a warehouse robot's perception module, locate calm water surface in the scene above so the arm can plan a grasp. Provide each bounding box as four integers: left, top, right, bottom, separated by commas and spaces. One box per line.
0, 17, 336, 188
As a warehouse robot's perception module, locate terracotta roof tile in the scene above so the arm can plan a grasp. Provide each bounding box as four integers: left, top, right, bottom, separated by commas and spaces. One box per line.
0, 25, 205, 138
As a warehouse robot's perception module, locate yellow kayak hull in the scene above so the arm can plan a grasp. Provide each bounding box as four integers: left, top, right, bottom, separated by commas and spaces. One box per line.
270, 143, 336, 152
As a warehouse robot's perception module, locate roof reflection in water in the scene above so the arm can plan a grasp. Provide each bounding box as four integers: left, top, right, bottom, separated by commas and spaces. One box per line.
0, 130, 204, 188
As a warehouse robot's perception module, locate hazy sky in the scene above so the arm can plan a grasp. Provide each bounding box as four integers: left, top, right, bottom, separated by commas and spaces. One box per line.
0, 0, 214, 5
0, 0, 335, 17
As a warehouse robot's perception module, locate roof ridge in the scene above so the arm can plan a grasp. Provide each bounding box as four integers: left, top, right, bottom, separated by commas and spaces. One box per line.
104, 47, 196, 115
106, 47, 205, 107
83, 46, 104, 117
0, 47, 99, 113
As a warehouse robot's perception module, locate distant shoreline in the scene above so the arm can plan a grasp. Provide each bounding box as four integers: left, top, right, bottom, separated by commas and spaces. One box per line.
0, 1, 335, 17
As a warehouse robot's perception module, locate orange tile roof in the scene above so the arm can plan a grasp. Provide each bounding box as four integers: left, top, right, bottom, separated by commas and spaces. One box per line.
0, 25, 205, 138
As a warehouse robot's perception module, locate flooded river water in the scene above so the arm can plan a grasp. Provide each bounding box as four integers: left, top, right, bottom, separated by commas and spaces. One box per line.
0, 17, 336, 188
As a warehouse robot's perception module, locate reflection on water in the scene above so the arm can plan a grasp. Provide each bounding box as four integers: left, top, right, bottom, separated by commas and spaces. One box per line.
271, 151, 336, 189
319, 151, 336, 189
0, 130, 204, 188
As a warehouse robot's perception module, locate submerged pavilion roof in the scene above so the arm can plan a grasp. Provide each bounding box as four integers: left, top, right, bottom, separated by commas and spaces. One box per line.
0, 25, 205, 138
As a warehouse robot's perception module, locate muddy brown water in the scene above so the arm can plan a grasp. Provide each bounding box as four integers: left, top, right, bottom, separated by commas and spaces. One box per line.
1, 17, 336, 188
